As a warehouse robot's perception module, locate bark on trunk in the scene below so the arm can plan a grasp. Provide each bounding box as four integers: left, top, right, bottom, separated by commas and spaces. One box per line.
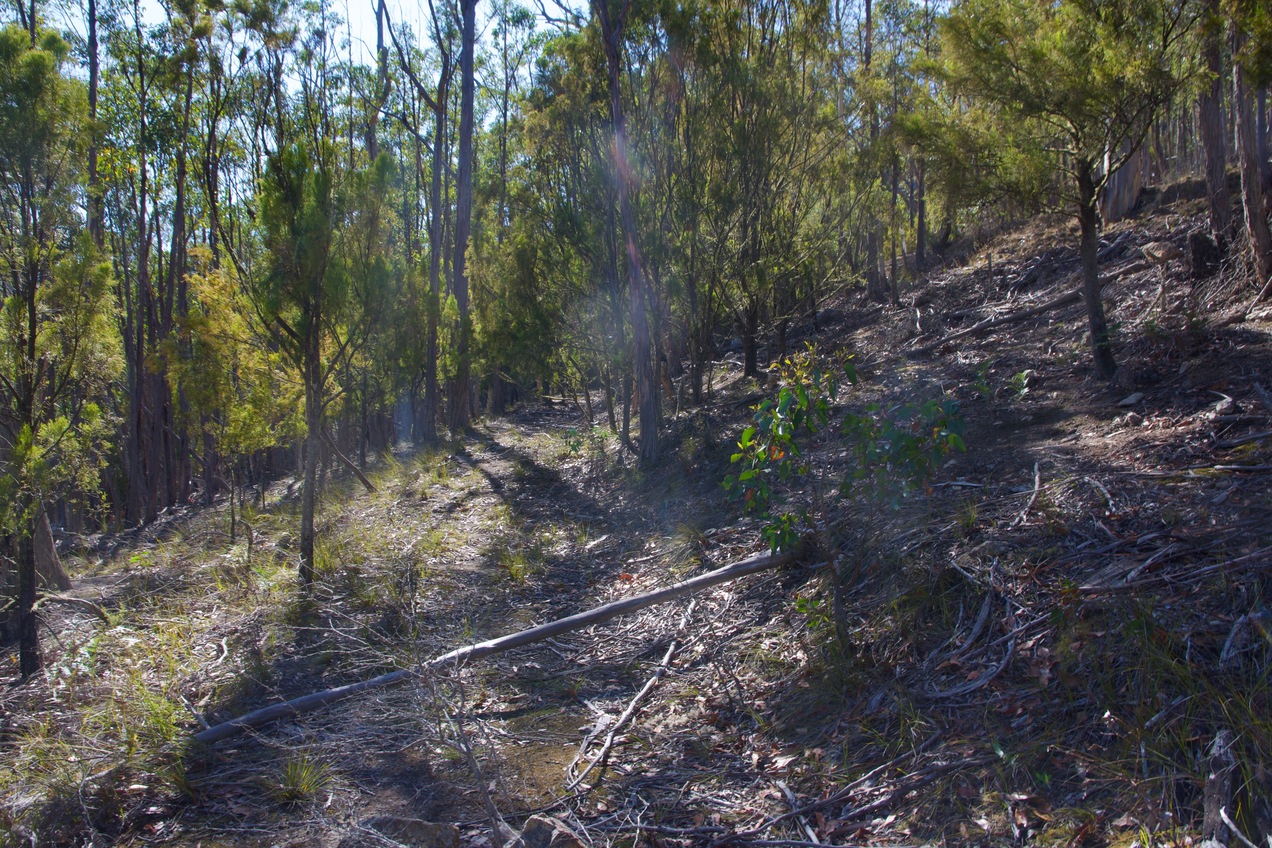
299, 325, 322, 583
16, 516, 40, 677
1199, 0, 1232, 245
1233, 28, 1272, 291
447, 0, 476, 434
35, 509, 70, 592
1078, 166, 1117, 379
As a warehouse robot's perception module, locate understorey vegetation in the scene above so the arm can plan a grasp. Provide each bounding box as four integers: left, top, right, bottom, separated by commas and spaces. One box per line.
2, 0, 1272, 843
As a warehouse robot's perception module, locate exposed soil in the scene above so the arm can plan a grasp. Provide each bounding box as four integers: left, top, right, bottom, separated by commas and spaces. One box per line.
3, 197, 1271, 847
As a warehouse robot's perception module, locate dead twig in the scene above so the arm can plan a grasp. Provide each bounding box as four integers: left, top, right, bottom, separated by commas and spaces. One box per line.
320, 427, 377, 493
710, 735, 942, 847
1123, 542, 1189, 583
1220, 806, 1262, 848
1085, 476, 1115, 513
567, 600, 699, 791
1253, 383, 1272, 416
775, 781, 819, 845
1011, 463, 1042, 527
434, 678, 514, 846
32, 593, 111, 624
1219, 608, 1272, 670
920, 634, 1016, 700
1216, 431, 1272, 450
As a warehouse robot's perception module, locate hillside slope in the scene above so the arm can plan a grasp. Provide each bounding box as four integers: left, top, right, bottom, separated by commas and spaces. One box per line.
3, 196, 1271, 847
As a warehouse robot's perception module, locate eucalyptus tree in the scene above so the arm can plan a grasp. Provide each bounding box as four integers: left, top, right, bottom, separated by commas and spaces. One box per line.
254, 138, 343, 583
100, 0, 170, 523
593, 0, 659, 465
521, 29, 630, 431
237, 2, 359, 582
1229, 0, 1272, 296
449, 0, 477, 432
388, 4, 454, 442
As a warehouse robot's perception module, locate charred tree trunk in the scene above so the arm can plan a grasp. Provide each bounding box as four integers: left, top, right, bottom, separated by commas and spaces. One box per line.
299, 329, 322, 585
1077, 164, 1117, 379
16, 517, 40, 677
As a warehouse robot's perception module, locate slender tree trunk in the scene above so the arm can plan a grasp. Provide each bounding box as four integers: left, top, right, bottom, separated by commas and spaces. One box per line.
597, 0, 658, 465
16, 514, 40, 677
1200, 0, 1232, 245
890, 153, 900, 304
299, 333, 322, 584
368, 0, 389, 158
424, 80, 448, 443
604, 364, 617, 433
87, 0, 103, 248
916, 161, 926, 272
359, 371, 368, 470
448, 0, 476, 433
863, 0, 884, 302
1257, 87, 1268, 194
742, 300, 759, 377
1077, 165, 1117, 379
1233, 27, 1272, 291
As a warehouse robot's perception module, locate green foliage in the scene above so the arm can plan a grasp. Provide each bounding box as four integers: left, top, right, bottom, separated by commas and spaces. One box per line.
726, 349, 965, 551
723, 350, 846, 551
839, 398, 965, 507
932, 0, 1194, 209
0, 29, 117, 537
170, 254, 303, 467
1229, 0, 1272, 87
268, 753, 334, 806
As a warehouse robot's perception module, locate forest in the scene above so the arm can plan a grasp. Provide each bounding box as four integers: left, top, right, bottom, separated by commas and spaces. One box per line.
2, 0, 1272, 842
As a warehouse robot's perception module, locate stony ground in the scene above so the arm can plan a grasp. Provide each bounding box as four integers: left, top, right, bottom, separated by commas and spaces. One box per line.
3, 197, 1271, 848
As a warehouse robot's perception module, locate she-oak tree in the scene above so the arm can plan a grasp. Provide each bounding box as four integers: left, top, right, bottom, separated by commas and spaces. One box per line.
936, 0, 1194, 378
0, 26, 117, 675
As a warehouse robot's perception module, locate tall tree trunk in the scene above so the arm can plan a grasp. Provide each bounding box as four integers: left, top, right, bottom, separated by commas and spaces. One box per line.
423, 98, 445, 441
1233, 27, 1272, 292
916, 161, 926, 272
87, 0, 103, 248
448, 0, 476, 433
1077, 165, 1117, 379
1257, 87, 1268, 194
1199, 0, 1232, 246
890, 153, 900, 304
169, 65, 196, 508
863, 0, 884, 303
368, 0, 389, 158
596, 0, 658, 466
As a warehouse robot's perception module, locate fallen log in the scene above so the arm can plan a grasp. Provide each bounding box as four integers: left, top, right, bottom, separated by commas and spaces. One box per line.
193, 545, 806, 746
911, 261, 1149, 356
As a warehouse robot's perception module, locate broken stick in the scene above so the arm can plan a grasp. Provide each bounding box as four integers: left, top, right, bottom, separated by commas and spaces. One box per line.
193, 545, 806, 745
321, 427, 377, 493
